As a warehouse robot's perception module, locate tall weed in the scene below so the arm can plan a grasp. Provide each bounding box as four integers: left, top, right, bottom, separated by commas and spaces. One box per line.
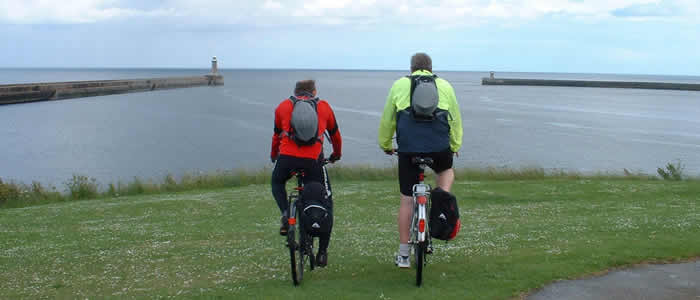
657, 160, 684, 181
64, 174, 98, 200
1, 164, 693, 209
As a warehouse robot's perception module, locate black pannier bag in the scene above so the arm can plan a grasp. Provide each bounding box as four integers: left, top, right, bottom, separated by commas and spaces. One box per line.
300, 181, 332, 237
429, 187, 461, 241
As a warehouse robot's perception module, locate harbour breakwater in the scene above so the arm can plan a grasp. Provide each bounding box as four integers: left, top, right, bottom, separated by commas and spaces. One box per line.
0, 58, 224, 105
481, 72, 700, 91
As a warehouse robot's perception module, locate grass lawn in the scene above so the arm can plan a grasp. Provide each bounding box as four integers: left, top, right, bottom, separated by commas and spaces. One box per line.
1, 177, 699, 299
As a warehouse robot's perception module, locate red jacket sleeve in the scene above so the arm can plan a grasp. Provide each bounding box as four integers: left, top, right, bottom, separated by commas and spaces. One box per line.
326, 107, 342, 157
270, 102, 285, 159
271, 132, 281, 159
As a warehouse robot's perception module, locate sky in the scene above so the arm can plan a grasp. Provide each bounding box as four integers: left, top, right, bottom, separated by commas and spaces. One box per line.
1, 0, 699, 75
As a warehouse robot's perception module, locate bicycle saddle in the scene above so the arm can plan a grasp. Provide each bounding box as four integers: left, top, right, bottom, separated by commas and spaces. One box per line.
411, 157, 434, 166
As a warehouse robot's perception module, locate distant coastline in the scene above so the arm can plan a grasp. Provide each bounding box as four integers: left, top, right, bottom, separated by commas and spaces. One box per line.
3, 67, 700, 78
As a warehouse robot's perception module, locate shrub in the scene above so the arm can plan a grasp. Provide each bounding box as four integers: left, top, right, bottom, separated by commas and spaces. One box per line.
657, 161, 684, 181
0, 178, 21, 206
107, 183, 118, 197
128, 177, 146, 195
30, 181, 64, 203
64, 174, 99, 200
163, 174, 178, 192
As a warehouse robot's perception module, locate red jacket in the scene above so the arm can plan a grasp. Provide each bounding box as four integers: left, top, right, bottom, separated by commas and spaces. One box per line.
271, 95, 342, 160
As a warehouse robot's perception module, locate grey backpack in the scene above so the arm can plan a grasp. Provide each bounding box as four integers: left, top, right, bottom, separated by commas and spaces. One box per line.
288, 96, 321, 146
408, 75, 439, 121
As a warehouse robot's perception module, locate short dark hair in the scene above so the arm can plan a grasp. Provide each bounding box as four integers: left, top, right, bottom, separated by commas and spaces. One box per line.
410, 53, 432, 73
294, 80, 316, 96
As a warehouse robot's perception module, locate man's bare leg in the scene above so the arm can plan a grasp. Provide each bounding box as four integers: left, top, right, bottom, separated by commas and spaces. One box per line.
398, 194, 413, 244
436, 168, 455, 192
396, 193, 414, 266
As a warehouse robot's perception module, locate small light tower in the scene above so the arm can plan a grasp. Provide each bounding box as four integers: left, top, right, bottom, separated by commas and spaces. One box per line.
490, 71, 495, 80
211, 56, 218, 75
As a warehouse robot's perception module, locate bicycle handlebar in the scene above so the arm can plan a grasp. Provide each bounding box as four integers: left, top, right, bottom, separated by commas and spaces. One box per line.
385, 149, 434, 167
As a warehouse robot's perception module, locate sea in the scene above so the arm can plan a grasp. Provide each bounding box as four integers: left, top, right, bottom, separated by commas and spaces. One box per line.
2, 68, 700, 186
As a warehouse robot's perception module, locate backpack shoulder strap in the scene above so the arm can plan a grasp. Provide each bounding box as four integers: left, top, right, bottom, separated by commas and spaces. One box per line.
310, 98, 321, 143
289, 96, 299, 105
281, 96, 299, 139
408, 75, 417, 96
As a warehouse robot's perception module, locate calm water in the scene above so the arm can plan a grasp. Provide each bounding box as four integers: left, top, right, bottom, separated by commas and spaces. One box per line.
2, 68, 700, 185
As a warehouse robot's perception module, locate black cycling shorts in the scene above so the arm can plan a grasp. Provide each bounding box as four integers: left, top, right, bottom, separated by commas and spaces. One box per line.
398, 149, 453, 196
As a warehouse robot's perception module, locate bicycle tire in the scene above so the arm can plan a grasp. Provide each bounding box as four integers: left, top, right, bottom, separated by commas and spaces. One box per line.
288, 228, 300, 286
415, 241, 425, 286
307, 235, 315, 271
298, 234, 305, 282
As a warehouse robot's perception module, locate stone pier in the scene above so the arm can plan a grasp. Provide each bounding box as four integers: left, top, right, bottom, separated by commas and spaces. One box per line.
482, 73, 700, 91
0, 58, 225, 105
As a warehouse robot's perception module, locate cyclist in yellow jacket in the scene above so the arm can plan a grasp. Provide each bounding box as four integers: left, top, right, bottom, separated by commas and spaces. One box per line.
377, 53, 463, 268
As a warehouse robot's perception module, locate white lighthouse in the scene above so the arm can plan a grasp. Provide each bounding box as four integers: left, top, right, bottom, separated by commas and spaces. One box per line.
211, 56, 218, 75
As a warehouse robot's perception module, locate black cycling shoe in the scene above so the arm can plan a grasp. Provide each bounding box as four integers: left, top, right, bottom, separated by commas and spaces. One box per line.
316, 251, 328, 267
279, 215, 289, 236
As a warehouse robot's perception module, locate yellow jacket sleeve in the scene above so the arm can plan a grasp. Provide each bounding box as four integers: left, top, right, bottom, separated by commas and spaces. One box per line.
446, 83, 463, 152
378, 82, 399, 151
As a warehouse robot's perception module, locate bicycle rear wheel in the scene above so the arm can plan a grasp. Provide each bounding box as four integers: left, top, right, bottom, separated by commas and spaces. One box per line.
415, 241, 426, 286
306, 235, 315, 271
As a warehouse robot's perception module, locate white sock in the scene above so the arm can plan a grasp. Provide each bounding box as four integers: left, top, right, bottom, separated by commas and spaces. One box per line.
399, 243, 410, 257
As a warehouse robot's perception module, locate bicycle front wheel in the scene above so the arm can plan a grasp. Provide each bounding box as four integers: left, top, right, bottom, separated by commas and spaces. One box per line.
288, 228, 300, 286
298, 235, 305, 282
415, 241, 426, 286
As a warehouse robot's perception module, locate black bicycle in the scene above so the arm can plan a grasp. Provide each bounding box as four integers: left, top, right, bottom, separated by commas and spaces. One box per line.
286, 159, 330, 285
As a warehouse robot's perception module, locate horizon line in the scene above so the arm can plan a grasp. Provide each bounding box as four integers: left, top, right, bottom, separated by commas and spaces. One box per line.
0, 66, 699, 78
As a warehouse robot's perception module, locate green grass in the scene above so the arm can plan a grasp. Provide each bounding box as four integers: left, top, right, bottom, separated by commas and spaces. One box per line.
0, 169, 273, 209
0, 166, 663, 209
1, 175, 699, 299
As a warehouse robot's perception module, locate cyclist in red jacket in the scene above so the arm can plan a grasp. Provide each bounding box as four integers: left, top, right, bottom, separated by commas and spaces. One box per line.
270, 79, 342, 267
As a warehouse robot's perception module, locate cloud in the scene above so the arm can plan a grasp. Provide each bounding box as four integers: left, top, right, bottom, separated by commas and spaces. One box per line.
0, 0, 173, 24
262, 1, 284, 10
612, 1, 680, 17
1, 0, 698, 25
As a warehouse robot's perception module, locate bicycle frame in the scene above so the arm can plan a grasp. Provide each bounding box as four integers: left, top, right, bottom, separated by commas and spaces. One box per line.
410, 165, 431, 244
409, 158, 433, 286
287, 172, 304, 234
